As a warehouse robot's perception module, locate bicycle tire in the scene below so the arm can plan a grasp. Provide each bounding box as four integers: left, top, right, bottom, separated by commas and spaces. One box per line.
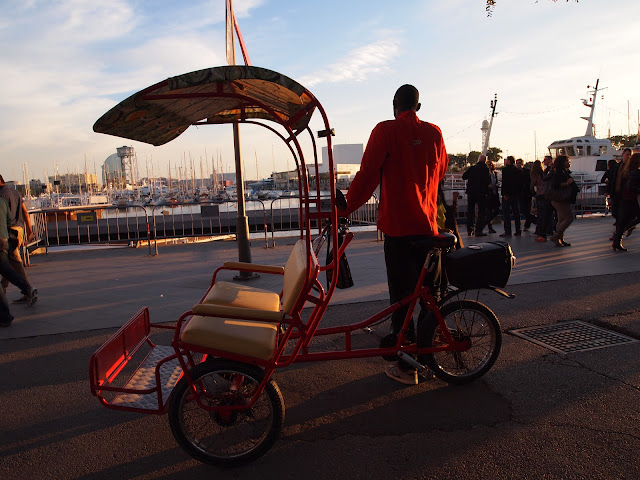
423, 299, 502, 384
168, 359, 284, 466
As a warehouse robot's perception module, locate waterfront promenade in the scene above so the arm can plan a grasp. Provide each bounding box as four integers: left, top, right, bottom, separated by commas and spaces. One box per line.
1, 215, 639, 479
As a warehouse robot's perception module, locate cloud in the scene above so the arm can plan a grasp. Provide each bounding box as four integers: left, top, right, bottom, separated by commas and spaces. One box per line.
299, 34, 401, 87
232, 0, 265, 18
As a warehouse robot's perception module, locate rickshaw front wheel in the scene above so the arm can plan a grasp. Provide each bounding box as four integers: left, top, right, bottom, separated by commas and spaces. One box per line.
423, 299, 502, 384
168, 359, 284, 466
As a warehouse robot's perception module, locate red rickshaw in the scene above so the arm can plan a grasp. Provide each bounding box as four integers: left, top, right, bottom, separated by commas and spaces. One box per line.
89, 65, 514, 466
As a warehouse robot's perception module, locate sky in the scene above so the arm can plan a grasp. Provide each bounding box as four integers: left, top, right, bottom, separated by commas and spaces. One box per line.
2, 0, 640, 185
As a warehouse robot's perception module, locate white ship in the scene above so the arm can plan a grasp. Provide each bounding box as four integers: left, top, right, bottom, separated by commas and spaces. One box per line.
546, 79, 617, 182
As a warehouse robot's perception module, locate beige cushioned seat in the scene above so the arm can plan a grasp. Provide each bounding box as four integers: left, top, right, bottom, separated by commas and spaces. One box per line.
203, 281, 280, 312
181, 240, 316, 360
181, 316, 278, 361
281, 240, 313, 314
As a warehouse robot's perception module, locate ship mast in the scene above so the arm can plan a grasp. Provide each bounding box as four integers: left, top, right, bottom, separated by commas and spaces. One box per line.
581, 79, 603, 137
481, 93, 498, 155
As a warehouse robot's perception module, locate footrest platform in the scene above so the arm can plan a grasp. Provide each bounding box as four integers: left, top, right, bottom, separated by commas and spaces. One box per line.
111, 345, 182, 411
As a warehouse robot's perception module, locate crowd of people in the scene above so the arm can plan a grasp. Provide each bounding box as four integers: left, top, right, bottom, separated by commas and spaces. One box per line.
461, 149, 640, 249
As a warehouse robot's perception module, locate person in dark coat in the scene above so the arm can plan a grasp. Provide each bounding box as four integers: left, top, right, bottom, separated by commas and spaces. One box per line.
612, 153, 640, 251
485, 160, 500, 233
539, 155, 556, 238
462, 154, 491, 237
549, 155, 578, 247
516, 158, 533, 231
500, 155, 522, 237
601, 158, 619, 217
612, 148, 632, 222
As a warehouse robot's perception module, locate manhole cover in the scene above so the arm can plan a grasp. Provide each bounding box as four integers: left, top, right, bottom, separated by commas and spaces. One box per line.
510, 321, 638, 353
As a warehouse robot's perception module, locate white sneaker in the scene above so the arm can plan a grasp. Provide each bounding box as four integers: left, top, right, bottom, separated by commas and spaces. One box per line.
385, 364, 418, 385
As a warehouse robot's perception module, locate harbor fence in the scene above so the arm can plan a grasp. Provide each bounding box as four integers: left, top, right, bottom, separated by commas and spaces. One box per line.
22, 181, 608, 259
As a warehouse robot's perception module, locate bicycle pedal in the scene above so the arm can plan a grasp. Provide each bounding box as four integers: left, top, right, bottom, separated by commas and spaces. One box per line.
397, 351, 432, 379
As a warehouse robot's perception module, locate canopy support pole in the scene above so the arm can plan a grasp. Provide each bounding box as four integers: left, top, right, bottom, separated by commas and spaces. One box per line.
232, 122, 258, 281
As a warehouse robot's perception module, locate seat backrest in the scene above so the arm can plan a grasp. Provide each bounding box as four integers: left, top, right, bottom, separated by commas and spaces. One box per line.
281, 239, 317, 315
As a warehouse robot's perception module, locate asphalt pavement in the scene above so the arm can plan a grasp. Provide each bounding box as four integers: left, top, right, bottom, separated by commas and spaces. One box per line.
1, 215, 639, 479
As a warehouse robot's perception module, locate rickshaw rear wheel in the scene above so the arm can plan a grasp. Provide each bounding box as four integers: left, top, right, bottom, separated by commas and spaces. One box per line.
168, 359, 284, 466
423, 299, 502, 384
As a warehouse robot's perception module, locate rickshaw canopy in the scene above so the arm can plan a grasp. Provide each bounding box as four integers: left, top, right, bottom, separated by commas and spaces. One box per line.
93, 65, 317, 146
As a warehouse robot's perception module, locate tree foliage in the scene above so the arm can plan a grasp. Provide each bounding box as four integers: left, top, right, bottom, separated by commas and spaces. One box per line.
448, 148, 506, 172
609, 134, 639, 150
486, 0, 578, 16
448, 153, 469, 172
486, 147, 503, 163
468, 151, 482, 165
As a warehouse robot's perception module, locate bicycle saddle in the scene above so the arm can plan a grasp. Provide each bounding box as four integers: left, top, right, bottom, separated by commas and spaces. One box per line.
432, 232, 457, 249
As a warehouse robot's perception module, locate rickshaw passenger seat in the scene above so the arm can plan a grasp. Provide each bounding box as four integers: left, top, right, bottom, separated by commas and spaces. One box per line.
281, 239, 317, 314
181, 239, 318, 360
203, 282, 280, 312
181, 316, 278, 361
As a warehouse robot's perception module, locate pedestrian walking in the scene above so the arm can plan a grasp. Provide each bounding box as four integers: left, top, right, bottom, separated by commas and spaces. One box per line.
0, 175, 34, 303
548, 155, 578, 247
611, 153, 640, 251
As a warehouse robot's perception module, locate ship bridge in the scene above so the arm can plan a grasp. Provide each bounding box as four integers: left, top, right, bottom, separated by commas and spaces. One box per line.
547, 135, 614, 180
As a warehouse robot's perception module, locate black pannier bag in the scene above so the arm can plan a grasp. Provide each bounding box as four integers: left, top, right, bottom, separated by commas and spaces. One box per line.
325, 227, 354, 290
444, 241, 515, 290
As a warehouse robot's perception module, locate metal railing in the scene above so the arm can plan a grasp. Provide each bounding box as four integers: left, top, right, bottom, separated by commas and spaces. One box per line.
150, 200, 270, 254
27, 205, 153, 255
23, 182, 608, 257
572, 181, 607, 216
25, 199, 277, 255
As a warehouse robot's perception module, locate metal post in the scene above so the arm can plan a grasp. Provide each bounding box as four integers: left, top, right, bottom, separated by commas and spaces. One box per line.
233, 122, 258, 280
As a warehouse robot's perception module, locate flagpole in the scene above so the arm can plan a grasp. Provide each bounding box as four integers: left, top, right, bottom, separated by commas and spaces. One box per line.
227, 0, 257, 281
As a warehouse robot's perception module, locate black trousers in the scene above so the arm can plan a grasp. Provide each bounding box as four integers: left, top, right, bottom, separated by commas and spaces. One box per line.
518, 193, 533, 229
384, 235, 441, 369
613, 199, 639, 244
467, 194, 487, 233
501, 196, 521, 235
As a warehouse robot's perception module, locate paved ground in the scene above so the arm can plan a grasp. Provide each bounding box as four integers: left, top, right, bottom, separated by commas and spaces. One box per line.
1, 215, 639, 479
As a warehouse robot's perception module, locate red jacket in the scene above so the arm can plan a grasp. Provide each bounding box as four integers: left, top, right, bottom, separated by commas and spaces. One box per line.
345, 111, 448, 236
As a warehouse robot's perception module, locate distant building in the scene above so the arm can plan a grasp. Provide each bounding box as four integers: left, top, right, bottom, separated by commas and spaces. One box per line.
29, 179, 46, 195
318, 143, 363, 184
102, 153, 125, 187
48, 173, 99, 194
272, 170, 298, 190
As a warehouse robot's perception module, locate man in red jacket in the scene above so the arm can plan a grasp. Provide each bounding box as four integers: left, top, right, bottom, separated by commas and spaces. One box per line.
342, 84, 449, 384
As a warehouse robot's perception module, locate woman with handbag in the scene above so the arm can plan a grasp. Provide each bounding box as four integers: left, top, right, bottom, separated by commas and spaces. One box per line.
611, 153, 640, 251
549, 155, 577, 247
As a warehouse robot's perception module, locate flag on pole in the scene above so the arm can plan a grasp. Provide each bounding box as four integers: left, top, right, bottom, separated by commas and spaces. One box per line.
226, 0, 236, 65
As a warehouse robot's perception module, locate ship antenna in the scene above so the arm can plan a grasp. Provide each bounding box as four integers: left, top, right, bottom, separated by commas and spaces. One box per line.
580, 79, 607, 137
